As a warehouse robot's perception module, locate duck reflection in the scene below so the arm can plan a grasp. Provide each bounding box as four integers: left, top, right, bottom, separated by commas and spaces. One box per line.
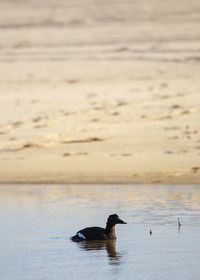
77, 239, 122, 265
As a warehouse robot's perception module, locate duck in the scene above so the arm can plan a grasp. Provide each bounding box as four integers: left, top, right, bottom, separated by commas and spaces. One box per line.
71, 214, 126, 241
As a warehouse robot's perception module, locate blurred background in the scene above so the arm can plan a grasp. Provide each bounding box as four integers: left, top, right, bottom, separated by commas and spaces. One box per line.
0, 0, 200, 183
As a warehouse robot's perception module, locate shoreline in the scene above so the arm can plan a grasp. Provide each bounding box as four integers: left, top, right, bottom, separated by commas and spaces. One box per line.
1, 152, 199, 184
0, 173, 199, 185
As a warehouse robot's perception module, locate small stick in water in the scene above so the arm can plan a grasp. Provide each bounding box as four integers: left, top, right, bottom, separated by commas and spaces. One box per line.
178, 218, 182, 233
178, 218, 181, 228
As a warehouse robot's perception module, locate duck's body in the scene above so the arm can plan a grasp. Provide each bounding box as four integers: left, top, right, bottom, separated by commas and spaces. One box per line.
71, 214, 126, 241
73, 226, 107, 241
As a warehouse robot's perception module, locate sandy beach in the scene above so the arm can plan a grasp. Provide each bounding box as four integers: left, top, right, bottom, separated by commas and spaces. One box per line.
0, 0, 200, 183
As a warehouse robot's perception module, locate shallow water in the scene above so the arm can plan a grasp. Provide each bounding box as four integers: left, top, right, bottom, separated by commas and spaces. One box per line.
0, 184, 200, 280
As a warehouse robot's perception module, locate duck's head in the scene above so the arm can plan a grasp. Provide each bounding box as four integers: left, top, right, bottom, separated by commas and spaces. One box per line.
107, 214, 127, 226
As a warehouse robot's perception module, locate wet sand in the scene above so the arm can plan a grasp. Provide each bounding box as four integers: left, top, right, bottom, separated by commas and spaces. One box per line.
0, 0, 200, 183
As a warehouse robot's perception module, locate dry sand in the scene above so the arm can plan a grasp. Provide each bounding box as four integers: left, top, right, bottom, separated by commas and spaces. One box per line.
0, 0, 200, 183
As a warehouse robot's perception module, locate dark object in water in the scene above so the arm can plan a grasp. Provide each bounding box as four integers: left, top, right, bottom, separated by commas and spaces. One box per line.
178, 218, 181, 228
71, 214, 126, 241
150, 229, 152, 235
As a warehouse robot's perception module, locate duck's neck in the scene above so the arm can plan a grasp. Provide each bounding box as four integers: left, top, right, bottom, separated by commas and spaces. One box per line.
105, 223, 116, 239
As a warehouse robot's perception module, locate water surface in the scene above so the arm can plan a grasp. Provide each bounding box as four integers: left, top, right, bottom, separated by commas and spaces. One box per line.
0, 184, 200, 279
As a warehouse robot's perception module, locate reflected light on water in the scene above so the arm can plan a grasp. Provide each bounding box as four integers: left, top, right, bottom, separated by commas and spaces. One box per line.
77, 239, 123, 266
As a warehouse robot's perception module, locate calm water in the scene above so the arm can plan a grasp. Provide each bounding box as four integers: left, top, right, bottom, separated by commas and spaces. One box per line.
0, 184, 200, 280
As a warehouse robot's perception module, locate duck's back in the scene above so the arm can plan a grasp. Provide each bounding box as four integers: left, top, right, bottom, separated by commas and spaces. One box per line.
72, 226, 107, 241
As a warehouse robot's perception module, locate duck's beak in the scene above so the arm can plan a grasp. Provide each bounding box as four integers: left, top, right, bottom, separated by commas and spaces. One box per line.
117, 218, 127, 224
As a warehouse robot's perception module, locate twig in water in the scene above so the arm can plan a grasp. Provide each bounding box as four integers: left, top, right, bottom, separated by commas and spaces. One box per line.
178, 218, 182, 233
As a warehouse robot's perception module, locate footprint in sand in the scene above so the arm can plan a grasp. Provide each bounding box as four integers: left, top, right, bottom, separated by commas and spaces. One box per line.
110, 153, 132, 157
1, 142, 44, 152
66, 79, 80, 84
169, 108, 191, 118
191, 167, 200, 173
170, 104, 181, 110
164, 126, 182, 131
90, 118, 100, 122
115, 100, 129, 107
0, 121, 24, 134
32, 115, 55, 129
12, 121, 23, 128
15, 143, 42, 151
141, 113, 172, 121
110, 111, 119, 116
165, 151, 173, 154
182, 128, 198, 139
61, 137, 103, 144
0, 129, 9, 135
180, 110, 190, 115
34, 124, 49, 129
33, 116, 43, 123
63, 152, 88, 157
167, 136, 179, 140
165, 150, 188, 155
0, 125, 13, 134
